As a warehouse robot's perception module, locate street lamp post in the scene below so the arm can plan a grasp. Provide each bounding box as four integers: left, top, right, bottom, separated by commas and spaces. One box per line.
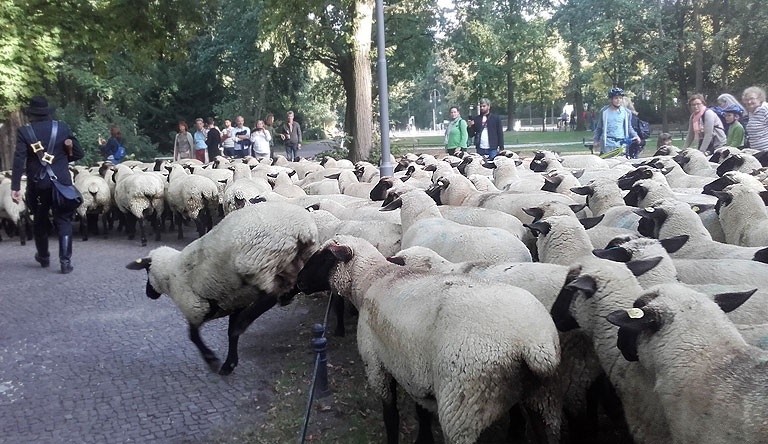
429, 89, 441, 131
375, 0, 393, 177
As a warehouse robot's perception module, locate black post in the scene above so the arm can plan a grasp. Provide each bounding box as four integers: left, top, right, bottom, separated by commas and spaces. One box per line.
312, 324, 330, 398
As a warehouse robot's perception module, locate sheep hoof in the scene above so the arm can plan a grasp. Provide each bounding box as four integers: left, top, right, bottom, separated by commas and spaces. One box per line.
204, 358, 221, 373
218, 361, 236, 375
141, 239, 147, 247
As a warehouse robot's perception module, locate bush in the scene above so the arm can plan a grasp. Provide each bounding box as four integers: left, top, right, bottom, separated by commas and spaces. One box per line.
303, 127, 327, 140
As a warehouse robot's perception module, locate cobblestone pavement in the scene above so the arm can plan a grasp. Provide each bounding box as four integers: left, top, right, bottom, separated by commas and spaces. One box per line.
0, 228, 314, 443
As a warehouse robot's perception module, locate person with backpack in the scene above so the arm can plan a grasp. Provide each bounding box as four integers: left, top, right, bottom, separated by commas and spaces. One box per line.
97, 126, 126, 164
593, 88, 641, 157
623, 96, 650, 158
683, 94, 726, 154
723, 105, 745, 147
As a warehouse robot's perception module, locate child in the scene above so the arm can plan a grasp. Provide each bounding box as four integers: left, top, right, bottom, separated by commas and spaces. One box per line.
723, 105, 745, 147
657, 132, 673, 149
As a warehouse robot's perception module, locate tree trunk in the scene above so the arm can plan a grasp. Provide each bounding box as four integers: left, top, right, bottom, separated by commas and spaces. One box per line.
661, 80, 669, 132
692, 0, 704, 92
675, 0, 688, 110
506, 51, 516, 131
566, 37, 586, 131
0, 110, 25, 171
345, 0, 374, 162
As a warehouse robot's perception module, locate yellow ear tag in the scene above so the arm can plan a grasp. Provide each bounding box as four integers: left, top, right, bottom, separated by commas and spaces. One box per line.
627, 308, 645, 319
692, 206, 700, 212
136, 259, 142, 263
645, 207, 655, 213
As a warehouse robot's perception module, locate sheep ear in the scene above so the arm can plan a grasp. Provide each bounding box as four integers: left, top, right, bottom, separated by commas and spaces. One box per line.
633, 207, 665, 220
436, 177, 450, 189
514, 159, 523, 166
605, 235, 633, 249
380, 197, 403, 212
643, 168, 654, 178
759, 191, 768, 206
712, 191, 733, 207
329, 245, 353, 262
570, 203, 587, 213
713, 289, 757, 313
571, 169, 585, 178
423, 164, 437, 172
607, 308, 660, 361
660, 167, 675, 175
288, 170, 297, 177
325, 173, 341, 180
386, 256, 406, 266
126, 257, 152, 270
305, 203, 320, 212
482, 161, 497, 169
267, 173, 278, 178
579, 214, 604, 230
626, 256, 663, 277
660, 235, 689, 253
524, 221, 551, 237
406, 165, 416, 175
523, 207, 545, 222
249, 196, 266, 204
570, 186, 593, 196
566, 275, 597, 297
592, 247, 632, 262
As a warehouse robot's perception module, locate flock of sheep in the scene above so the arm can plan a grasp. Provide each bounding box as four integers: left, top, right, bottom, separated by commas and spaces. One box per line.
3, 145, 768, 444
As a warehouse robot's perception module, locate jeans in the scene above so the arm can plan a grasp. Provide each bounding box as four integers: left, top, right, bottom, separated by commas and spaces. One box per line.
476, 147, 498, 160
285, 143, 298, 161
233, 149, 246, 159
223, 146, 235, 157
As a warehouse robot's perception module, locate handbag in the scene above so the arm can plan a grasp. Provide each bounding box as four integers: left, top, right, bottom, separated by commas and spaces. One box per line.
23, 121, 83, 212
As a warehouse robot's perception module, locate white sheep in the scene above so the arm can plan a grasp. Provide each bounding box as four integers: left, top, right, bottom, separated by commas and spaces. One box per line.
72, 169, 111, 241
484, 156, 544, 193
113, 164, 165, 246
524, 214, 595, 265
713, 183, 768, 246
607, 285, 767, 444
267, 171, 307, 198
326, 169, 375, 198
222, 164, 274, 214
126, 202, 318, 375
0, 177, 32, 245
672, 148, 718, 177
166, 164, 219, 239
296, 235, 561, 444
716, 152, 763, 177
307, 207, 401, 256
384, 189, 532, 263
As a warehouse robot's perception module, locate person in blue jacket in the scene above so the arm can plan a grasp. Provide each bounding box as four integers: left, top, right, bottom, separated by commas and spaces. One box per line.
593, 88, 641, 156
10, 97, 84, 274
97, 126, 122, 163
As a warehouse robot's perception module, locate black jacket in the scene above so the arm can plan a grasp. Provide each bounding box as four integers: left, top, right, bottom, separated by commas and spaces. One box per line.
467, 113, 504, 151
12, 118, 84, 191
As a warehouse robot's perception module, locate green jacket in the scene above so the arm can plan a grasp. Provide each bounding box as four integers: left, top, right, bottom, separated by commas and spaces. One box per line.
727, 121, 745, 147
445, 119, 468, 150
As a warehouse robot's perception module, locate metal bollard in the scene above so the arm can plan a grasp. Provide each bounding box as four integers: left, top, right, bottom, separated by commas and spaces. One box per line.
312, 323, 331, 398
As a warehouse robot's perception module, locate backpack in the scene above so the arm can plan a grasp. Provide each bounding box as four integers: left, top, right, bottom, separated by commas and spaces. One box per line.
708, 106, 727, 130
636, 118, 651, 140
114, 141, 126, 161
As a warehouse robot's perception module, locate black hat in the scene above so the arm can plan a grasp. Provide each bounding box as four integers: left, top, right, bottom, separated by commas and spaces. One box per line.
25, 96, 55, 116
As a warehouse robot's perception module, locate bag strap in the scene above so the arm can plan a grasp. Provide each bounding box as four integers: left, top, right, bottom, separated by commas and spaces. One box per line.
45, 121, 60, 180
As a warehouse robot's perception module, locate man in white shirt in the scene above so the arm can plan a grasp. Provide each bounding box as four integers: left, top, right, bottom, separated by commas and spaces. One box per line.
232, 115, 251, 158
221, 119, 236, 157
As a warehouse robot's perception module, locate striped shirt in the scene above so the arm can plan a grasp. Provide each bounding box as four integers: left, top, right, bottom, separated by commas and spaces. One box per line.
747, 103, 768, 150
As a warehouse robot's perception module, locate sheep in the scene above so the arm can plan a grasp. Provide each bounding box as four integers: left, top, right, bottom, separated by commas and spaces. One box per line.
126, 202, 318, 375
166, 164, 219, 239
569, 177, 624, 216
317, 198, 401, 225
222, 164, 273, 215
325, 169, 376, 198
456, 154, 493, 177
0, 177, 32, 245
524, 215, 595, 265
401, 165, 437, 190
302, 178, 341, 195
641, 157, 714, 188
559, 154, 610, 170
634, 199, 768, 262
708, 146, 735, 163
466, 174, 499, 192
606, 285, 767, 444
437, 205, 526, 239
428, 173, 575, 224
267, 171, 307, 198
672, 148, 718, 177
715, 152, 763, 176
383, 189, 532, 263
540, 170, 585, 202
423, 161, 457, 183
284, 158, 324, 179
712, 183, 768, 246
113, 164, 165, 246
369, 176, 418, 202
354, 161, 380, 183
482, 156, 544, 193
549, 259, 675, 443
703, 170, 766, 195
72, 169, 111, 241
306, 207, 401, 256
296, 235, 561, 444
593, 236, 768, 325
653, 145, 681, 157
319, 156, 354, 169
617, 165, 671, 190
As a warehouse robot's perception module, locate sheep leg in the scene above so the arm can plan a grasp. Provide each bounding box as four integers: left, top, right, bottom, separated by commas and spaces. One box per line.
151, 213, 161, 241
125, 213, 136, 240
101, 213, 108, 238
80, 215, 88, 241
382, 377, 400, 444
176, 212, 184, 240
188, 323, 220, 372
414, 404, 434, 444
194, 218, 205, 238
219, 295, 278, 375
138, 218, 147, 246
18, 219, 27, 246
332, 292, 346, 337
523, 405, 558, 444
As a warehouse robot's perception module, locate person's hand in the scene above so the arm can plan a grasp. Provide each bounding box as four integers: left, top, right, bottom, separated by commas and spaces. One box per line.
468, 119, 474, 126
280, 134, 286, 140
593, 141, 600, 148
454, 148, 461, 155
64, 138, 73, 155
632, 136, 641, 143
11, 190, 21, 204
297, 144, 302, 150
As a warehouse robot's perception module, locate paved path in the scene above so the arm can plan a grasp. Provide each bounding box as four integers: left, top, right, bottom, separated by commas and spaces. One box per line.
0, 229, 313, 443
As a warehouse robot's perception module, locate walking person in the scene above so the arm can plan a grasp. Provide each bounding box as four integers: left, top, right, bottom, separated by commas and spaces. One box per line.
10, 96, 84, 274
173, 121, 194, 161
205, 117, 221, 161
683, 94, 726, 154
250, 120, 272, 160
444, 106, 468, 155
233, 116, 251, 159
193, 118, 208, 162
280, 111, 302, 161
593, 88, 641, 157
742, 86, 768, 151
623, 96, 648, 159
467, 98, 504, 160
221, 119, 236, 157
